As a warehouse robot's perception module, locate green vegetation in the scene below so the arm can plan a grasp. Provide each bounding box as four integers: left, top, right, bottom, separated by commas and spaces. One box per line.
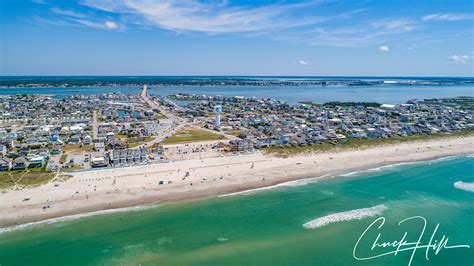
226, 131, 244, 137
127, 136, 154, 143
126, 136, 155, 148
59, 154, 68, 164
0, 167, 55, 189
55, 174, 73, 182
0, 172, 19, 189
263, 142, 336, 157
161, 128, 225, 145
423, 97, 474, 110
63, 166, 85, 172
119, 134, 155, 148
264, 130, 474, 157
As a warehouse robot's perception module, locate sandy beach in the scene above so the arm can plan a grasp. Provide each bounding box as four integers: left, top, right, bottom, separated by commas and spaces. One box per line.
1, 135, 473, 228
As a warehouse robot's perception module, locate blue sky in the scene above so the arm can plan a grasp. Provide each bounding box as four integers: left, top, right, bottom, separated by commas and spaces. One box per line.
1, 0, 473, 76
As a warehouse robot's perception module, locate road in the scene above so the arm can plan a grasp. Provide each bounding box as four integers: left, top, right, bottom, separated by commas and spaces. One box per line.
92, 110, 98, 140
140, 84, 148, 99
139, 85, 238, 147
140, 85, 190, 147
140, 85, 177, 119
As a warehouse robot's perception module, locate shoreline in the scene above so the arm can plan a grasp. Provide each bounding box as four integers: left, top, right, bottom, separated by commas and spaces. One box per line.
1, 135, 473, 229
1, 154, 467, 235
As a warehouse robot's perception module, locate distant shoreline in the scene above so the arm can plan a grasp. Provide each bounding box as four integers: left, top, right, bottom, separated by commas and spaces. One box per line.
1, 135, 473, 229
1, 75, 473, 78
1, 76, 473, 88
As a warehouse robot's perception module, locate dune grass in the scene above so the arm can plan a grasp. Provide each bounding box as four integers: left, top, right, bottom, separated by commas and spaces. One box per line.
0, 167, 55, 189
264, 130, 474, 157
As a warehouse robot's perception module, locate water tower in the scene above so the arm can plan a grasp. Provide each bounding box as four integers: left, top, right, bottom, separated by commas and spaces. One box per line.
214, 105, 222, 129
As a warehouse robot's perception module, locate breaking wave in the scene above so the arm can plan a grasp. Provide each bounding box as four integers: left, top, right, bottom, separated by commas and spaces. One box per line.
454, 181, 474, 193
303, 204, 387, 229
219, 174, 329, 197
339, 155, 467, 178
0, 204, 160, 235
221, 155, 473, 198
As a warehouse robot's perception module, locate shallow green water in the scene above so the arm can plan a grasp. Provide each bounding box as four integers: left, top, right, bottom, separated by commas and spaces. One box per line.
0, 156, 473, 265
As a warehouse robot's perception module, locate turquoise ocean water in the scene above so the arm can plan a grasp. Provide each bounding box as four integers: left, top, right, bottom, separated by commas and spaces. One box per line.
0, 156, 473, 265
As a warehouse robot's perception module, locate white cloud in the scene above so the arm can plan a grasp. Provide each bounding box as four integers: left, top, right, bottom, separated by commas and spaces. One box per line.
51, 7, 86, 18
41, 1, 429, 48
422, 13, 473, 21
301, 17, 418, 47
298, 60, 311, 65
31, 16, 77, 27
371, 18, 416, 32
104, 20, 118, 30
70, 19, 119, 30
379, 45, 389, 52
80, 0, 322, 34
49, 6, 119, 30
407, 43, 417, 50
447, 54, 473, 64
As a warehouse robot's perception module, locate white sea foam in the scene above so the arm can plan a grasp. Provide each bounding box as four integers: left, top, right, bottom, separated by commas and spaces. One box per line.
426, 155, 459, 165
220, 155, 472, 198
454, 181, 474, 193
320, 190, 334, 196
338, 161, 421, 178
0, 203, 160, 234
339, 155, 466, 178
303, 204, 387, 229
219, 174, 329, 197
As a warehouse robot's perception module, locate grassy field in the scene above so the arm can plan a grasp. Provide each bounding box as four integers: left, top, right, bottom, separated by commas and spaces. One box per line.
161, 128, 225, 145
63, 166, 85, 172
119, 134, 155, 148
126, 136, 155, 148
0, 167, 55, 189
59, 154, 68, 164
263, 130, 474, 157
263, 142, 336, 156
226, 131, 244, 137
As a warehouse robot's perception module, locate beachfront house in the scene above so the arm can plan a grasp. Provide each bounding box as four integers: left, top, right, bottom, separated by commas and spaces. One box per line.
12, 156, 28, 170
0, 144, 7, 156
28, 156, 46, 168
95, 141, 105, 151
91, 156, 108, 168
68, 134, 81, 144
229, 139, 254, 152
51, 146, 61, 155
0, 157, 12, 171
83, 135, 92, 145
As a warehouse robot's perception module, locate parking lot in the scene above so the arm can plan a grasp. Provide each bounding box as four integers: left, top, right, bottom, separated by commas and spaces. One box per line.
163, 142, 224, 161
48, 152, 93, 171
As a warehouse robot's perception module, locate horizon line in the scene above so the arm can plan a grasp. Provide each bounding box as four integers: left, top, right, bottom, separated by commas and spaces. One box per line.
1, 75, 473, 78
